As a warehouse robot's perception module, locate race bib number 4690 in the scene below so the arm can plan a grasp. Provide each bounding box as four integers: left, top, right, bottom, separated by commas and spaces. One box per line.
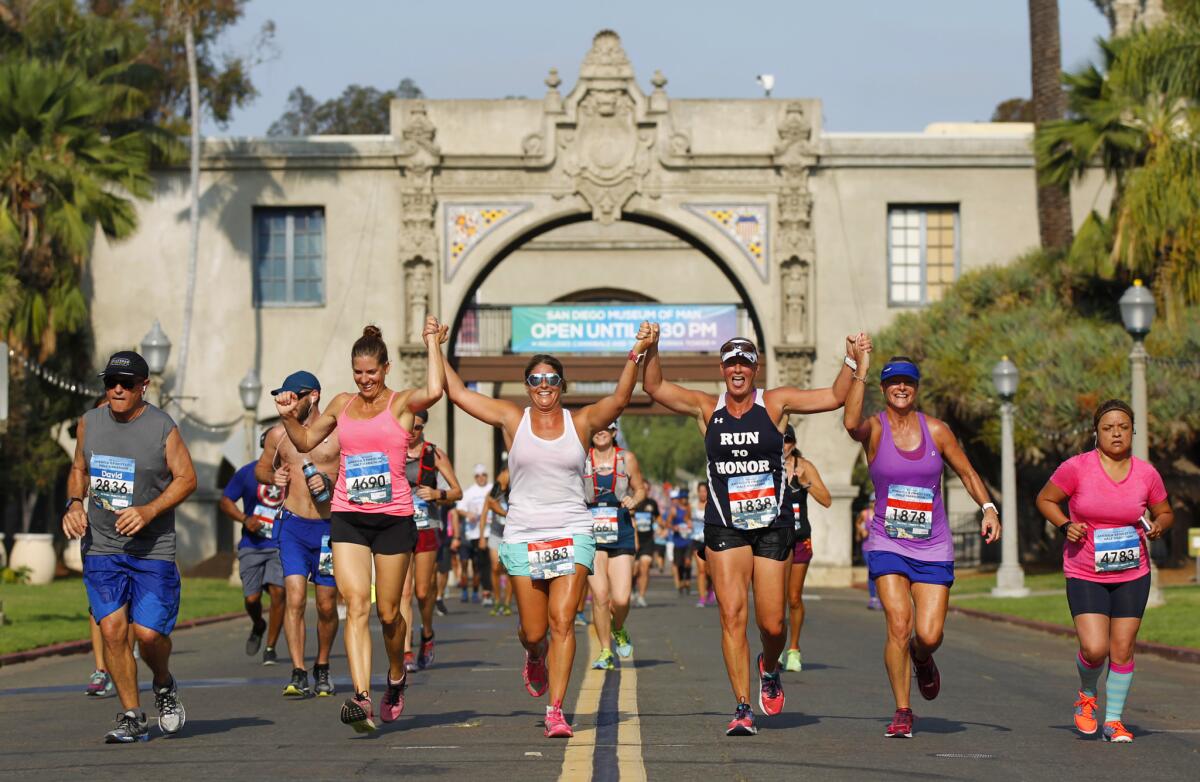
728, 473, 776, 531
1095, 527, 1140, 573
528, 538, 575, 580
89, 454, 135, 512
590, 506, 619, 545
345, 452, 392, 505
884, 485, 934, 540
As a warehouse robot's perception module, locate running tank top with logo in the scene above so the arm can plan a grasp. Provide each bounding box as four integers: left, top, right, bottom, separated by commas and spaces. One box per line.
405, 441, 439, 530
704, 389, 784, 530
503, 408, 593, 544
332, 391, 413, 516
862, 411, 951, 561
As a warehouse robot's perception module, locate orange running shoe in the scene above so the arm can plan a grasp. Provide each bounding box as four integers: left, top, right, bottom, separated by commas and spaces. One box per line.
1073, 691, 1098, 735
1102, 720, 1133, 743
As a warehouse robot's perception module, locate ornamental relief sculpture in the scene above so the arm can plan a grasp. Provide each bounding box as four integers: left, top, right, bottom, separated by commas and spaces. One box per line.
397, 103, 441, 256
781, 257, 811, 345
403, 259, 433, 345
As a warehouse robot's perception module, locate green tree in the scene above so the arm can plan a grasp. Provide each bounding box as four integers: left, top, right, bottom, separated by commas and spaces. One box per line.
621, 416, 708, 484
268, 79, 424, 136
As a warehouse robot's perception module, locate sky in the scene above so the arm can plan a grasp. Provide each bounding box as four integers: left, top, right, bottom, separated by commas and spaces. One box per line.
212, 0, 1111, 138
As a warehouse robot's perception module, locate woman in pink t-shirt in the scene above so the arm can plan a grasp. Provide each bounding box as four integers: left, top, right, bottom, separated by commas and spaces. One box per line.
1036, 399, 1173, 744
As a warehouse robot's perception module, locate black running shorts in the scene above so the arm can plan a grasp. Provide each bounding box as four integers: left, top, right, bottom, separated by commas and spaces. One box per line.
700, 523, 795, 562
1066, 574, 1151, 619
330, 512, 416, 555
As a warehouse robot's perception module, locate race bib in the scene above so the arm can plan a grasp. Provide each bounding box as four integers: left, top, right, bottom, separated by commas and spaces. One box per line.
792, 502, 803, 532
251, 504, 277, 539
590, 506, 619, 545
1095, 526, 1140, 573
345, 452, 392, 505
88, 454, 135, 512
634, 511, 653, 533
318, 534, 334, 577
728, 473, 777, 531
884, 485, 934, 540
413, 496, 432, 530
528, 538, 575, 580
690, 520, 705, 542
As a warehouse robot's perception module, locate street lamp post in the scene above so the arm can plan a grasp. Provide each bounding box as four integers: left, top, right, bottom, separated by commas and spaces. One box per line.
991, 356, 1029, 597
1119, 279, 1164, 608
140, 321, 171, 406
239, 368, 263, 464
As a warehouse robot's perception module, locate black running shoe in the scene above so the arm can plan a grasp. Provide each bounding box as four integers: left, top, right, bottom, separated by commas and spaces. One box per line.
105, 711, 149, 743
245, 622, 265, 656
262, 646, 278, 666
435, 599, 449, 616
313, 664, 334, 697
283, 668, 311, 698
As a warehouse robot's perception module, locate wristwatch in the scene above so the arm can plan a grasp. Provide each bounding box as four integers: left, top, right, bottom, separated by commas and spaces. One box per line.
844, 356, 858, 371
981, 502, 998, 514
65, 497, 84, 510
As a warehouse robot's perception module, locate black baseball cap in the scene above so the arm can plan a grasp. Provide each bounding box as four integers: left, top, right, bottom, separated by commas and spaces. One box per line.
415, 409, 429, 423
784, 424, 796, 442
98, 350, 149, 379
270, 370, 321, 396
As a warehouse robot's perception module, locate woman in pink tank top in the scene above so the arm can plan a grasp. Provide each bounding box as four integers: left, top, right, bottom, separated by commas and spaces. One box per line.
275, 318, 445, 733
844, 354, 1000, 739
438, 323, 653, 739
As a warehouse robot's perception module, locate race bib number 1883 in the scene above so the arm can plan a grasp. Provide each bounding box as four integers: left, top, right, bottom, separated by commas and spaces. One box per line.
345, 452, 392, 505
884, 485, 934, 540
89, 454, 135, 512
528, 538, 575, 580
728, 473, 776, 531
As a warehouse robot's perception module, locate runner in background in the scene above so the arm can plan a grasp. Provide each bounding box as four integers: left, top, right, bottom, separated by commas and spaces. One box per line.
856, 493, 881, 610
778, 426, 831, 672
692, 483, 712, 607
668, 488, 693, 597
632, 495, 662, 608
457, 465, 493, 604
485, 466, 514, 616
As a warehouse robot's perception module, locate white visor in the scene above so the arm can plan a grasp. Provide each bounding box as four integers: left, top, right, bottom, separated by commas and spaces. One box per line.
721, 347, 758, 364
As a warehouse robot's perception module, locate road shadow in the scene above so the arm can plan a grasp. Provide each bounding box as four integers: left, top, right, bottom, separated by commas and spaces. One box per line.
764, 711, 822, 729
168, 716, 273, 738
911, 716, 1010, 735
627, 658, 672, 669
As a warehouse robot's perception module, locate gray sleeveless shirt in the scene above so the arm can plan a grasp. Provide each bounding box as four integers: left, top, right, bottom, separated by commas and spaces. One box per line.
82, 403, 179, 560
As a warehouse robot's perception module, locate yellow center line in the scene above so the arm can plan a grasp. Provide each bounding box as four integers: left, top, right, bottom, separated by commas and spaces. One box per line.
558, 630, 603, 781
616, 645, 647, 782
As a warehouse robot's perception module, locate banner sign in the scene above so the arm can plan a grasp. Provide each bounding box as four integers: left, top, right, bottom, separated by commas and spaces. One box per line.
511, 304, 738, 353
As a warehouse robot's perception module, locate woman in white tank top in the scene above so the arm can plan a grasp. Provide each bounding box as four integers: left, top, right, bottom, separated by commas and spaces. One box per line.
439, 323, 652, 739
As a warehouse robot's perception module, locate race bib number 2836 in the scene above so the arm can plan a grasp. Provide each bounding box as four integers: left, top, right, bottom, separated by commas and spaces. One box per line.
89, 454, 135, 512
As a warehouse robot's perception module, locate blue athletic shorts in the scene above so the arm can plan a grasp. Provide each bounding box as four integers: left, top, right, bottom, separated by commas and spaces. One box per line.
83, 554, 181, 635
500, 534, 595, 578
867, 550, 955, 587
278, 509, 335, 587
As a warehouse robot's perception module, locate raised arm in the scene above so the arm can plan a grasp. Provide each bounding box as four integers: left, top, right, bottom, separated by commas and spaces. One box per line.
769, 333, 870, 416
843, 335, 873, 443
405, 315, 447, 413
577, 322, 654, 440
930, 418, 1000, 544
276, 392, 341, 453
441, 350, 523, 435
642, 322, 715, 424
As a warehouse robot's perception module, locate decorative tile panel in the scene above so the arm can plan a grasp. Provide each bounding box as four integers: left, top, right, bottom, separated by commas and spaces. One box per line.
684, 204, 770, 282
442, 203, 531, 282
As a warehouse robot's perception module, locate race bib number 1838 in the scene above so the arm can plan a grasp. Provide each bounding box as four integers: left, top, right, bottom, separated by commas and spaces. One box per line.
728, 473, 776, 531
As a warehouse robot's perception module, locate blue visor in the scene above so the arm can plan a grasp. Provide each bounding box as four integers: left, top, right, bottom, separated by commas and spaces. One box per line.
880, 361, 920, 383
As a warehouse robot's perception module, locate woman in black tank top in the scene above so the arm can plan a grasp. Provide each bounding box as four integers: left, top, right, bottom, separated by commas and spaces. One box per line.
643, 327, 871, 736
779, 426, 831, 674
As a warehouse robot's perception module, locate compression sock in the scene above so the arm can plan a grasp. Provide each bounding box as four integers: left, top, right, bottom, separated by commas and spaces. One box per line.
1076, 651, 1104, 697
1104, 660, 1134, 723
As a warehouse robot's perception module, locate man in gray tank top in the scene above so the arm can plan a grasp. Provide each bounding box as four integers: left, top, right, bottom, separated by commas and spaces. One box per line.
62, 351, 197, 744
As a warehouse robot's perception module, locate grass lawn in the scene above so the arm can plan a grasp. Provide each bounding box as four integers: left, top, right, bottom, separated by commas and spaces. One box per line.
955, 585, 1200, 650
952, 570, 1067, 595
0, 577, 244, 655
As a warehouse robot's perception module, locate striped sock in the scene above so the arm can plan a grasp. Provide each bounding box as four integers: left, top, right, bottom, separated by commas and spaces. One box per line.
1076, 651, 1103, 697
1104, 660, 1135, 723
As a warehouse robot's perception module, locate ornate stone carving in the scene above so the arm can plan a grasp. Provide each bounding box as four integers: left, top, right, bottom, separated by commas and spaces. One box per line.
649, 69, 669, 113
522, 132, 545, 157
403, 259, 432, 344
669, 131, 690, 157
775, 102, 816, 263
394, 348, 428, 389
396, 103, 441, 256
684, 204, 769, 281
781, 257, 811, 344
544, 68, 564, 113
775, 349, 814, 390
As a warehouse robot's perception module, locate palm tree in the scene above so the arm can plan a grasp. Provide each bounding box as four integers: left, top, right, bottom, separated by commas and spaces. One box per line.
1029, 0, 1075, 251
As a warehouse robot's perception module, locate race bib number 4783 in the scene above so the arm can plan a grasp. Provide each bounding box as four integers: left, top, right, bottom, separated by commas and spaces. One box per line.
1094, 527, 1140, 573
89, 454, 135, 512
728, 473, 776, 531
345, 452, 392, 505
884, 485, 934, 540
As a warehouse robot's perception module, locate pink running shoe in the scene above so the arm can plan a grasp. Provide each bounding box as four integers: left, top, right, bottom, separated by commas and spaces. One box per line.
340, 692, 377, 733
757, 654, 785, 716
909, 639, 941, 701
544, 704, 573, 738
523, 644, 549, 698
885, 707, 914, 738
380, 675, 407, 723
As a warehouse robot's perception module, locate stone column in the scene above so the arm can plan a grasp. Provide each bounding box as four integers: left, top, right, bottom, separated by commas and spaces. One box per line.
807, 484, 857, 587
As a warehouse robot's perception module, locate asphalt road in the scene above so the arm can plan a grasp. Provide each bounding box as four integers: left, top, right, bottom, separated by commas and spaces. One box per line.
1, 575, 1197, 781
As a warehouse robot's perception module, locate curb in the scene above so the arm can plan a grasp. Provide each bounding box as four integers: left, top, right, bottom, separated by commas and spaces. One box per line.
0, 611, 243, 668
948, 604, 1200, 665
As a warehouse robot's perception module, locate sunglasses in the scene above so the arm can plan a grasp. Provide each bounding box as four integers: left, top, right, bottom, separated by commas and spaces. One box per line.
413, 423, 425, 431
525, 372, 563, 388
104, 376, 144, 391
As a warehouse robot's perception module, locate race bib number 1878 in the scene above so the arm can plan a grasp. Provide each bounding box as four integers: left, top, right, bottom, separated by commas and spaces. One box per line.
89, 454, 135, 512
884, 485, 934, 540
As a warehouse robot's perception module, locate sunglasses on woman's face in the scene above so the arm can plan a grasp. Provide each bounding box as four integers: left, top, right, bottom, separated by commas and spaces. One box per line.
525, 372, 563, 388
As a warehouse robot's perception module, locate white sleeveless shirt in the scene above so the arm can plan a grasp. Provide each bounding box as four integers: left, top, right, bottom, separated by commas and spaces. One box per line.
503, 408, 594, 544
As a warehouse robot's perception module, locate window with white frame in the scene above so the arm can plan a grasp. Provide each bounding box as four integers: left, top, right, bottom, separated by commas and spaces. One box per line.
888, 205, 959, 306
253, 207, 325, 306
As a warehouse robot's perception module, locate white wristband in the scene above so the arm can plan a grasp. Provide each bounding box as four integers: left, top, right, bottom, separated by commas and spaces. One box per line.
844, 355, 858, 371
981, 502, 997, 513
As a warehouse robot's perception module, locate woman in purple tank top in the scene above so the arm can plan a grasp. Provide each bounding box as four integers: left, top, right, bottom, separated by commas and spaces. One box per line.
275, 317, 445, 734
844, 355, 1000, 739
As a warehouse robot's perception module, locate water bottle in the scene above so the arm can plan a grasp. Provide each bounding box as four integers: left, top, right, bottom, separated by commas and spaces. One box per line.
303, 458, 330, 503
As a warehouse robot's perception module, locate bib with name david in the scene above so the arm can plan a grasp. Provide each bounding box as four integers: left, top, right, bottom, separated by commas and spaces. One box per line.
89, 454, 135, 512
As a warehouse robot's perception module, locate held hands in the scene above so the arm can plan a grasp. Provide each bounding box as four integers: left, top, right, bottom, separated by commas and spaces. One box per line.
422, 315, 443, 347
981, 506, 1001, 544
62, 505, 88, 539
634, 321, 655, 352
115, 505, 154, 537
846, 332, 873, 367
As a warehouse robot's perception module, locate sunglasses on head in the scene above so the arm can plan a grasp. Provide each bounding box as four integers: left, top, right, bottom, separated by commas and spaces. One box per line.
525, 372, 563, 388
104, 375, 144, 391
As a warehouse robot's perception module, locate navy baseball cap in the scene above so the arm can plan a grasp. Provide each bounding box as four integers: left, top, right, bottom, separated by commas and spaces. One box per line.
880, 360, 921, 384
270, 370, 321, 396
98, 350, 149, 379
